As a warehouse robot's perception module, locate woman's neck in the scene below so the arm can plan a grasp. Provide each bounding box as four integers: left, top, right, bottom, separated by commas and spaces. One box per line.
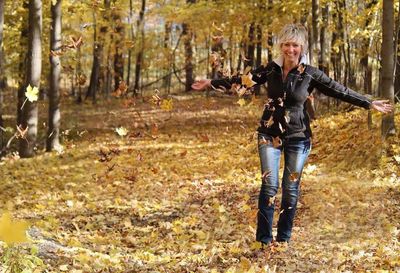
283, 59, 299, 71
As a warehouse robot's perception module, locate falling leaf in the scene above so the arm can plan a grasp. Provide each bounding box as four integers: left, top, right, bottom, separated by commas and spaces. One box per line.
151, 123, 159, 135
268, 196, 276, 207
112, 81, 128, 97
137, 152, 143, 161
16, 125, 28, 139
237, 98, 246, 107
237, 87, 247, 97
25, 84, 39, 102
115, 127, 128, 137
289, 172, 300, 182
0, 211, 29, 245
241, 73, 256, 88
272, 136, 282, 148
297, 63, 305, 74
259, 136, 270, 145
262, 170, 271, 180
264, 116, 274, 128
243, 66, 252, 75
161, 99, 173, 111
50, 50, 63, 57
64, 36, 83, 49
77, 74, 86, 86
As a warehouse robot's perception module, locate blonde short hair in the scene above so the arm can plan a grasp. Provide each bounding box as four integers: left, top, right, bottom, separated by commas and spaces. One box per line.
277, 24, 309, 55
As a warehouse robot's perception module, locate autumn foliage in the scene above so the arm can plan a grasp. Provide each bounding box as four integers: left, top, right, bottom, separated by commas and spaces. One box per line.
0, 96, 399, 272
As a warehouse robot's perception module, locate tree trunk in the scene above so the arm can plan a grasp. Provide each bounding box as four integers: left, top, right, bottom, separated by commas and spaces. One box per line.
47, 0, 62, 152
0, 0, 4, 150
20, 0, 42, 158
126, 0, 134, 87
381, 0, 395, 137
133, 0, 145, 95
113, 11, 124, 92
254, 24, 262, 95
163, 21, 172, 92
394, 1, 400, 103
86, 10, 101, 103
245, 23, 255, 68
336, 0, 349, 86
319, 4, 328, 74
17, 2, 29, 126
310, 0, 319, 65
267, 0, 273, 63
360, 0, 378, 95
76, 45, 83, 103
210, 28, 224, 79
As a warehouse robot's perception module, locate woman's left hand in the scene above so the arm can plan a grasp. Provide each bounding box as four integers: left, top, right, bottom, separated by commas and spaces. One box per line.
371, 100, 394, 114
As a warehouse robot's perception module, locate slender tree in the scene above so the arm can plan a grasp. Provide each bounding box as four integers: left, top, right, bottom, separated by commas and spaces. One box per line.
319, 3, 328, 74
245, 23, 255, 69
0, 0, 4, 150
133, 0, 145, 95
126, 0, 134, 87
254, 24, 262, 95
360, 0, 378, 95
394, 1, 400, 103
163, 21, 172, 93
381, 0, 395, 137
113, 9, 125, 91
19, 0, 42, 158
182, 0, 195, 92
86, 9, 101, 103
310, 0, 319, 66
47, 0, 62, 152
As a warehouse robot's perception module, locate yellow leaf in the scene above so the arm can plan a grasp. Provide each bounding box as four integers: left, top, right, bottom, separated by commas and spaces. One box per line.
115, 127, 128, 136
161, 98, 173, 111
241, 73, 256, 88
237, 98, 246, 107
0, 211, 29, 245
25, 84, 39, 102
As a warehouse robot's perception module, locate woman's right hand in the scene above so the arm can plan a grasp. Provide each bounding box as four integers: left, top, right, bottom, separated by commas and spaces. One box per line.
191, 79, 211, 91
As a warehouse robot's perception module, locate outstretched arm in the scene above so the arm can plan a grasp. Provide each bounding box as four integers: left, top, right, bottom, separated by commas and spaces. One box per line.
191, 64, 272, 92
309, 68, 393, 113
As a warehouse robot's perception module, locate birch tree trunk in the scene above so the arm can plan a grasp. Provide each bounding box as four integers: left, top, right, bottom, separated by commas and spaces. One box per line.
20, 0, 42, 158
47, 0, 62, 152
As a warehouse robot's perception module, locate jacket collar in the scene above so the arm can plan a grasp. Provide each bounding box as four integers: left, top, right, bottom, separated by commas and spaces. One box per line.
273, 54, 309, 67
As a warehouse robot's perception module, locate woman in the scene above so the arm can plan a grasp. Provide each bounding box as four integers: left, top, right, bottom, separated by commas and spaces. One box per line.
192, 24, 393, 247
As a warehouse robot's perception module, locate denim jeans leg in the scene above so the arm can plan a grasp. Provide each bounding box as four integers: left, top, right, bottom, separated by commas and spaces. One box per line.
277, 138, 311, 242
256, 134, 281, 244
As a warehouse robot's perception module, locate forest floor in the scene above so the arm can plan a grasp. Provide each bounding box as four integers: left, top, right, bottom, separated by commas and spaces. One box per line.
0, 94, 399, 272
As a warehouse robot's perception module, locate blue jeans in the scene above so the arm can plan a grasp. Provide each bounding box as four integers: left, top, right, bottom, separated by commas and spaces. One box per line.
256, 133, 311, 244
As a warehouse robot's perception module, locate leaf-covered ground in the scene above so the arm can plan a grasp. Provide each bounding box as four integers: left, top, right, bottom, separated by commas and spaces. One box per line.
1, 95, 399, 272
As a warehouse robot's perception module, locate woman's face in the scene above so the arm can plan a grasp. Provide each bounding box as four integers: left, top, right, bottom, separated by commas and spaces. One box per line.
281, 41, 302, 64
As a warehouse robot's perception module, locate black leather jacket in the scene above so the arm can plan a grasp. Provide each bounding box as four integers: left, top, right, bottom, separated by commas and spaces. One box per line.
211, 59, 371, 139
